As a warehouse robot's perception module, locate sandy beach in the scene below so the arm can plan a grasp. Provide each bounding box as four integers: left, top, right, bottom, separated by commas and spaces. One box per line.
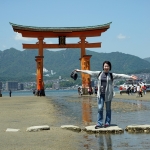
0, 93, 150, 150
0, 96, 85, 150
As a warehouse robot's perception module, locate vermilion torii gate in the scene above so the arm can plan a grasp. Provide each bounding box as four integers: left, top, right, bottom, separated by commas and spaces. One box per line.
10, 22, 111, 95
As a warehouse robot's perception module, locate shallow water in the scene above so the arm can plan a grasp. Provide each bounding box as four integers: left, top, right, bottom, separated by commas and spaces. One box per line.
46, 91, 150, 150
2, 89, 150, 149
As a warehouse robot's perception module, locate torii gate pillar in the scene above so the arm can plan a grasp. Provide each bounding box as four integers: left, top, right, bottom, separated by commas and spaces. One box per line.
38, 37, 44, 86
80, 55, 92, 94
35, 56, 43, 90
80, 37, 92, 94
35, 36, 45, 96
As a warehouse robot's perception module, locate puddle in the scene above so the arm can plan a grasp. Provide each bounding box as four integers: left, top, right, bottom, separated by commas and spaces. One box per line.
47, 92, 150, 149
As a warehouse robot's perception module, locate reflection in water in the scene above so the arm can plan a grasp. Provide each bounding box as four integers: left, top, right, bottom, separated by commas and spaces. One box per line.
47, 91, 150, 149
137, 100, 142, 109
82, 134, 113, 150
83, 134, 91, 149
82, 97, 92, 125
81, 97, 112, 149
131, 100, 143, 109
96, 134, 112, 150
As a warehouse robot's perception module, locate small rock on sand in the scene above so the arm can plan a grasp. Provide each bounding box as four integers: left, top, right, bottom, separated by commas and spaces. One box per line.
26, 125, 50, 132
61, 125, 81, 132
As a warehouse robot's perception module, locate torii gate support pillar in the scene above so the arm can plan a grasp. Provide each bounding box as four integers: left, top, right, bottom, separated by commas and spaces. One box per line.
35, 56, 45, 96
80, 55, 92, 95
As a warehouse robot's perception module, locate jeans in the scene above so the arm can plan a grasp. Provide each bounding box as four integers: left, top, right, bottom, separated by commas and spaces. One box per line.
97, 94, 111, 125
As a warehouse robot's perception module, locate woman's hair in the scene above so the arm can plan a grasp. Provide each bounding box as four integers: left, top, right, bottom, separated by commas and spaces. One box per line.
103, 61, 112, 70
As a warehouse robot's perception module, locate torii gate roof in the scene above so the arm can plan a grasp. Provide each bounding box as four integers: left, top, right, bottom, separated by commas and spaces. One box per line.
10, 22, 112, 38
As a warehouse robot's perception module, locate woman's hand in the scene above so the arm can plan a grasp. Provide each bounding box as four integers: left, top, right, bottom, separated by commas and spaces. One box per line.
131, 75, 137, 80
75, 69, 80, 72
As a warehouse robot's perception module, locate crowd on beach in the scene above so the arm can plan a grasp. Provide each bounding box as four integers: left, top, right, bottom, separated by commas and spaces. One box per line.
78, 86, 98, 96
33, 89, 45, 96
120, 83, 147, 97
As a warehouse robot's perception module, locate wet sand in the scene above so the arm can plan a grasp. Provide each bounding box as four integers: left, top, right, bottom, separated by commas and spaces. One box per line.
0, 96, 84, 150
82, 92, 150, 101
71, 93, 150, 113
115, 92, 150, 101
0, 93, 150, 150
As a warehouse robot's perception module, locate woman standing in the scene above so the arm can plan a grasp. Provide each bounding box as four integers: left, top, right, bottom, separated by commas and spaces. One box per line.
75, 61, 137, 129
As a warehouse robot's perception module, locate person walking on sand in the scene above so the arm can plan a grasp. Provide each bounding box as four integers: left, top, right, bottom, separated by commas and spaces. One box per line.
143, 84, 147, 95
139, 85, 143, 97
78, 87, 83, 96
9, 90, 12, 97
75, 61, 137, 129
94, 86, 98, 96
79, 87, 83, 96
136, 83, 140, 97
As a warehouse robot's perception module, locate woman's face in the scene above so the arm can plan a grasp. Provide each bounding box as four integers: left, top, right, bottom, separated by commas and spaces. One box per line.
103, 63, 110, 72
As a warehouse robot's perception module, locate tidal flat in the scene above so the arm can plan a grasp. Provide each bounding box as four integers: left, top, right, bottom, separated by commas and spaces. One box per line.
0, 92, 150, 149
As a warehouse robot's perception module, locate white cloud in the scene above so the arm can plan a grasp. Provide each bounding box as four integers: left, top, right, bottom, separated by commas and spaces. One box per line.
48, 48, 66, 51
44, 40, 65, 51
14, 33, 35, 41
44, 74, 51, 77
117, 34, 127, 39
44, 39, 53, 44
2, 45, 6, 48
66, 38, 70, 43
44, 39, 59, 51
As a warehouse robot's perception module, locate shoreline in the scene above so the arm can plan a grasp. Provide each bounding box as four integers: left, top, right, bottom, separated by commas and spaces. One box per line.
0, 96, 83, 150
114, 93, 150, 101
81, 92, 150, 101
0, 94, 150, 149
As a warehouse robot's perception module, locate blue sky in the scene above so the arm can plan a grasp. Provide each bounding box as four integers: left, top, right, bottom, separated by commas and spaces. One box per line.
0, 0, 150, 58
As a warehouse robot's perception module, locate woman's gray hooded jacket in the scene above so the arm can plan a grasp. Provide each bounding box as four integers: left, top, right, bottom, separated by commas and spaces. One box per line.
79, 70, 132, 102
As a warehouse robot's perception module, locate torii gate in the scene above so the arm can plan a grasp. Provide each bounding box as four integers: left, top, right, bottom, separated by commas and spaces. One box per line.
10, 22, 111, 95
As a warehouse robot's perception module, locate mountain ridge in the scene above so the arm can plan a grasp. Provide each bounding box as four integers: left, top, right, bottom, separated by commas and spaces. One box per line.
144, 57, 150, 63
0, 48, 150, 81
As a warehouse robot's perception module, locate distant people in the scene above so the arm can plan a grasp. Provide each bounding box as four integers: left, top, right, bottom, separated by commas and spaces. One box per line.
136, 84, 140, 97
143, 85, 147, 95
94, 86, 98, 95
134, 85, 137, 93
36, 88, 45, 96
75, 60, 137, 129
88, 87, 93, 95
131, 84, 134, 94
9, 90, 12, 97
42, 89, 46, 96
39, 89, 42, 96
87, 87, 89, 95
78, 87, 83, 96
139, 86, 143, 97
119, 86, 123, 95
80, 88, 83, 96
126, 86, 131, 95
37, 89, 40, 96
33, 89, 36, 95
78, 87, 81, 95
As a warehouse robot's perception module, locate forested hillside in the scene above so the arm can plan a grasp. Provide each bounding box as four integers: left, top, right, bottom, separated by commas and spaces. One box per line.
0, 48, 150, 81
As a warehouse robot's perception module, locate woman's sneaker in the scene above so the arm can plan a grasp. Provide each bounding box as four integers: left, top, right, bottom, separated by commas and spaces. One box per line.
104, 124, 110, 128
95, 124, 103, 129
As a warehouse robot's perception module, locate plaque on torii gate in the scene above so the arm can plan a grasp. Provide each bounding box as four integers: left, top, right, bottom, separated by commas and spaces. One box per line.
10, 22, 111, 95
